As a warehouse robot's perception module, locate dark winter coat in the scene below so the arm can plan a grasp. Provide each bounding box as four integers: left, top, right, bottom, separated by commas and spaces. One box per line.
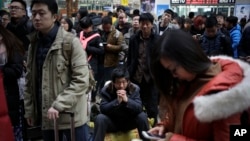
238, 26, 250, 57
6, 16, 34, 51
127, 30, 159, 84
2, 52, 23, 126
84, 31, 104, 74
100, 81, 143, 123
201, 30, 232, 56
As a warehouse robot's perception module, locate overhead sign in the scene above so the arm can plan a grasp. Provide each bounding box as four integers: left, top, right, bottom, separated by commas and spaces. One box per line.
171, 0, 186, 4
218, 0, 235, 4
186, 0, 217, 4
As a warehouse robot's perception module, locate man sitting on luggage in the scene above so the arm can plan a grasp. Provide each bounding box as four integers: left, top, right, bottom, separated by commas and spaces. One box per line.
93, 67, 150, 141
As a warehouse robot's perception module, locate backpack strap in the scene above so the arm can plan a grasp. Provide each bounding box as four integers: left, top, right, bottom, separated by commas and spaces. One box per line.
79, 32, 100, 61
62, 33, 74, 65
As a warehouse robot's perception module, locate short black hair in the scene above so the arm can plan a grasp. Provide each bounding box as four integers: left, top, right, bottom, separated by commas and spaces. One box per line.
31, 0, 58, 15
133, 9, 140, 16
116, 5, 126, 12
216, 13, 225, 19
11, 0, 27, 13
139, 13, 154, 24
107, 11, 113, 17
111, 67, 130, 82
188, 12, 195, 19
78, 7, 88, 19
164, 9, 174, 18
79, 16, 93, 29
102, 16, 112, 25
226, 16, 238, 26
205, 16, 218, 28
0, 10, 9, 17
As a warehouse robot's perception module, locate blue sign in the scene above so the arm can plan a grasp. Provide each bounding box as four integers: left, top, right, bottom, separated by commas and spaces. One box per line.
157, 4, 169, 16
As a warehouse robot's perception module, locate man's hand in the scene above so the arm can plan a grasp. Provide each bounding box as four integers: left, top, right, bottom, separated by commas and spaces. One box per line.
106, 44, 112, 48
26, 118, 34, 126
117, 90, 128, 102
117, 95, 123, 103
47, 107, 59, 120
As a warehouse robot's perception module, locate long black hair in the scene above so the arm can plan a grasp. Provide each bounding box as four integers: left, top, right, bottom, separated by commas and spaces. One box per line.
151, 29, 211, 95
0, 25, 24, 61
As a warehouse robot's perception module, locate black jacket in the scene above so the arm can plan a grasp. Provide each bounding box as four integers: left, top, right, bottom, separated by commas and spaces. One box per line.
100, 82, 143, 123
6, 16, 34, 51
127, 30, 159, 84
2, 52, 23, 126
238, 26, 250, 57
84, 31, 104, 73
200, 30, 232, 56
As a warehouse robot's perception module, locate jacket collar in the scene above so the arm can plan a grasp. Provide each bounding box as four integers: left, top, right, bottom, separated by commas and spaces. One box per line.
194, 55, 250, 122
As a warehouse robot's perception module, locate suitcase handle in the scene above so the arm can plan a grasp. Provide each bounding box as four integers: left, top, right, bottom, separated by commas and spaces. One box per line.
54, 111, 75, 141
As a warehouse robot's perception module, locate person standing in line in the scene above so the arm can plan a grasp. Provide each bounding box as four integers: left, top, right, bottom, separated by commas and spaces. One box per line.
0, 25, 25, 140
127, 13, 159, 125
24, 0, 90, 140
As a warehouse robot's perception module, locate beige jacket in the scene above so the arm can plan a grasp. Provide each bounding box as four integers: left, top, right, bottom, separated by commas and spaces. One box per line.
24, 27, 90, 130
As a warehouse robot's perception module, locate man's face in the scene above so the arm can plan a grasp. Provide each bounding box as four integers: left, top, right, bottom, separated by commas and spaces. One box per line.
102, 23, 112, 33
9, 2, 26, 19
1, 14, 10, 27
225, 21, 232, 30
113, 78, 128, 90
31, 3, 56, 34
118, 13, 127, 25
216, 16, 224, 26
205, 26, 217, 38
140, 20, 153, 35
132, 16, 139, 28
162, 12, 172, 24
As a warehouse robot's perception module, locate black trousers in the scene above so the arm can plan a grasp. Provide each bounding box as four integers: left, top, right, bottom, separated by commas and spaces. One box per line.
136, 77, 159, 125
93, 113, 150, 141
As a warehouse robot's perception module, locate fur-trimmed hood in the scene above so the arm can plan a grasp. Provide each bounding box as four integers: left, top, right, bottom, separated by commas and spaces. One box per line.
194, 55, 250, 122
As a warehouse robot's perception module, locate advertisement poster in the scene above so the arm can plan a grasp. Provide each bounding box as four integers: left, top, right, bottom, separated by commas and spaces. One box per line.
234, 5, 250, 21
156, 4, 169, 16
141, 0, 155, 13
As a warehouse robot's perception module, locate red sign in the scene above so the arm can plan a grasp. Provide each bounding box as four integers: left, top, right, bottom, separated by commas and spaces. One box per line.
186, 0, 217, 4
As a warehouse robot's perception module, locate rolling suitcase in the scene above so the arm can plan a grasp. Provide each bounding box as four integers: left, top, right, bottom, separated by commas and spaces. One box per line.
54, 112, 75, 141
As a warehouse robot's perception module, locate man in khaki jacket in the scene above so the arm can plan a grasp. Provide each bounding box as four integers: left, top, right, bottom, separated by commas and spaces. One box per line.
99, 16, 124, 85
24, 0, 89, 140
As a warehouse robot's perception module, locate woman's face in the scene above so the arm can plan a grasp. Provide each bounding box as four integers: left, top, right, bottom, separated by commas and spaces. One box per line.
60, 18, 69, 31
160, 57, 196, 81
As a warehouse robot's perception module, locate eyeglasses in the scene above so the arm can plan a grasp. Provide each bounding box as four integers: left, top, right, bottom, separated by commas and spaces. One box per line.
8, 6, 24, 11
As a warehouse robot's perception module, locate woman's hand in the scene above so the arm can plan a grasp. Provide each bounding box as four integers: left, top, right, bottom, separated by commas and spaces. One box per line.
148, 125, 165, 137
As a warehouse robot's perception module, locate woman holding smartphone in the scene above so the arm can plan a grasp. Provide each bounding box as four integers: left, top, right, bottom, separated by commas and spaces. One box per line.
148, 29, 250, 141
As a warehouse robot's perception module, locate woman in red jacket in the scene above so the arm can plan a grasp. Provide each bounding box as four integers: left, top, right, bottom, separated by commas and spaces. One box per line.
148, 29, 250, 141
0, 71, 14, 141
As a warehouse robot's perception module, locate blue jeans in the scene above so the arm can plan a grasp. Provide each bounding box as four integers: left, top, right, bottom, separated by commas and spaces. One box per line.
43, 124, 89, 141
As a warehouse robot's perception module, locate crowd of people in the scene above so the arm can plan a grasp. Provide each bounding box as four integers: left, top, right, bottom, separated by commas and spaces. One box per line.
0, 0, 250, 141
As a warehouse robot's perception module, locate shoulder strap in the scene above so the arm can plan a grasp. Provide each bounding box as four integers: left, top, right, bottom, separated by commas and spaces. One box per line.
79, 33, 100, 61
80, 33, 100, 49
62, 33, 74, 64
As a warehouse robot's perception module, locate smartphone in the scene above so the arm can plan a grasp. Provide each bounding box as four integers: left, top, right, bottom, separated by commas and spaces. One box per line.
103, 42, 107, 46
142, 131, 165, 140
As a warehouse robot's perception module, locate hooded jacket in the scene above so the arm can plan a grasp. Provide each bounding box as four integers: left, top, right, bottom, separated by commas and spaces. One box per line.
160, 56, 250, 141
